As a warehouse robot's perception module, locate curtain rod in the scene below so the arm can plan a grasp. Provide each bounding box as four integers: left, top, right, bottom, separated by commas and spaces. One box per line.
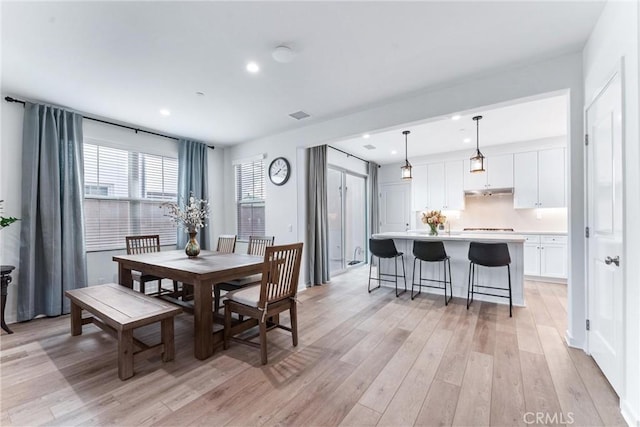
328, 145, 378, 166
4, 96, 215, 149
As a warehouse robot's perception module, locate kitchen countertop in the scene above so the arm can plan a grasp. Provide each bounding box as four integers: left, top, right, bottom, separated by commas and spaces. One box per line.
409, 229, 567, 236
374, 231, 526, 243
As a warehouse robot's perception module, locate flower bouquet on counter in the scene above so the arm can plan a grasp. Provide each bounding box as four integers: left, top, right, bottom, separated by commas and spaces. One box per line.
421, 210, 447, 236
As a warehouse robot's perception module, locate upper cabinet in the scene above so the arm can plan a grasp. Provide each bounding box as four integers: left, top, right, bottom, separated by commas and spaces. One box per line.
411, 164, 428, 211
514, 148, 565, 208
463, 153, 514, 190
411, 160, 464, 211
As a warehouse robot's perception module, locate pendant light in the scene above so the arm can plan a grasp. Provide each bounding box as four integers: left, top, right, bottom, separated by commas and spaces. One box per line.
470, 115, 485, 173
400, 130, 412, 180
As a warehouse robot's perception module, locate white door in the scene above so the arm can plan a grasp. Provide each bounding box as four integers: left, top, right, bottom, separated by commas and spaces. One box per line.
586, 68, 624, 395
523, 242, 540, 276
540, 244, 567, 278
411, 165, 428, 211
380, 183, 411, 233
445, 160, 465, 210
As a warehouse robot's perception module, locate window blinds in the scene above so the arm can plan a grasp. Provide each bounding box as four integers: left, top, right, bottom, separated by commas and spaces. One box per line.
83, 143, 178, 251
235, 160, 266, 241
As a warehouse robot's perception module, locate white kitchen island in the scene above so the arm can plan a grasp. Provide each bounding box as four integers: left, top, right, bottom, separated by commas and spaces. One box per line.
371, 232, 526, 306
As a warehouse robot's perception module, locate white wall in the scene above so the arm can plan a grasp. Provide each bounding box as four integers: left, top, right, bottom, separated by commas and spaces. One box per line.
583, 1, 640, 425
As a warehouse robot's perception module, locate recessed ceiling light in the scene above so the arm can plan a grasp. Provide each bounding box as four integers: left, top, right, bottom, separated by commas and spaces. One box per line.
362, 133, 370, 139
463, 138, 471, 143
391, 150, 398, 155
159, 109, 171, 116
246, 62, 260, 73
451, 115, 461, 121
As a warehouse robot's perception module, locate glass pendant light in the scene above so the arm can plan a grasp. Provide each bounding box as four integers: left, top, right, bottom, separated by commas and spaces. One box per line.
400, 130, 412, 180
470, 115, 485, 173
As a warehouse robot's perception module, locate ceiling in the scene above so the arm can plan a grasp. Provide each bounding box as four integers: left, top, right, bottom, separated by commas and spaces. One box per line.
331, 93, 568, 165
1, 2, 603, 145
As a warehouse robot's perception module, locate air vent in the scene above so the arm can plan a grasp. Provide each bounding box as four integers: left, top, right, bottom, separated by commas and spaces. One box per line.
289, 111, 310, 120
363, 144, 376, 150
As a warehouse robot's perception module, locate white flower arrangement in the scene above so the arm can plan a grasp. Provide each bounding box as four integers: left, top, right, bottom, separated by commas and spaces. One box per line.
161, 195, 210, 233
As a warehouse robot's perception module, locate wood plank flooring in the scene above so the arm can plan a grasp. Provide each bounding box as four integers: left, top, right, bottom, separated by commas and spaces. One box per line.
0, 269, 627, 426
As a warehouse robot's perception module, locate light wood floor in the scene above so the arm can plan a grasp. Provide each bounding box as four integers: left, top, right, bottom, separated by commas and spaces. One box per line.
0, 267, 626, 426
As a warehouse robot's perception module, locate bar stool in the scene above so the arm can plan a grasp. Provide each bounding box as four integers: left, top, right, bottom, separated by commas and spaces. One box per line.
368, 238, 406, 297
411, 241, 453, 305
467, 242, 512, 317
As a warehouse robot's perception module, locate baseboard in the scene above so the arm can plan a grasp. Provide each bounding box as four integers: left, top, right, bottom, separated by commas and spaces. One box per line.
525, 275, 567, 284
565, 329, 584, 349
621, 398, 639, 427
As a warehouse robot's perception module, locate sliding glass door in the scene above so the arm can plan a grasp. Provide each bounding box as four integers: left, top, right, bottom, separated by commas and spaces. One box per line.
328, 167, 367, 276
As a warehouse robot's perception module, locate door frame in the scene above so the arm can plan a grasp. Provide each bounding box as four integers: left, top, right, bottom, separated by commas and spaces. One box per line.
583, 59, 626, 395
327, 165, 369, 274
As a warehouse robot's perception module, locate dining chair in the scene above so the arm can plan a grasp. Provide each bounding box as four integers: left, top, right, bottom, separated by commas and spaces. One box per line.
223, 242, 303, 365
125, 235, 178, 296
217, 235, 237, 253
214, 236, 274, 312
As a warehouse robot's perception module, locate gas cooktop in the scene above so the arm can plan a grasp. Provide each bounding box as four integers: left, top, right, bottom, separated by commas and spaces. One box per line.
463, 228, 515, 232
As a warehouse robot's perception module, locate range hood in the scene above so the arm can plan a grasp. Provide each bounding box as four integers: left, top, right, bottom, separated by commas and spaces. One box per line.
464, 187, 513, 196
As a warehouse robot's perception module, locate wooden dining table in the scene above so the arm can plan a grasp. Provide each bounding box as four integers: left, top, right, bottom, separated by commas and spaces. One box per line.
113, 250, 264, 360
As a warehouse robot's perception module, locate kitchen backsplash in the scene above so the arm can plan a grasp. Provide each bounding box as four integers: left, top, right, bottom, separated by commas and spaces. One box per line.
414, 194, 567, 232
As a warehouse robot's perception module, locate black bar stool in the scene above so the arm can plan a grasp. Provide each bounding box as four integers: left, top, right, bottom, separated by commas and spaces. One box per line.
411, 241, 453, 305
368, 238, 406, 297
467, 242, 512, 317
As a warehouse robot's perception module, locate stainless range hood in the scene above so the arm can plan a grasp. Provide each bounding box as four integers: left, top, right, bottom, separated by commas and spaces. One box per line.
464, 187, 514, 197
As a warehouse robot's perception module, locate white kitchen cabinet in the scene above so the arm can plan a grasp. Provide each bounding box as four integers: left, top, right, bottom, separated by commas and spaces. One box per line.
514, 148, 565, 209
523, 234, 567, 279
523, 236, 541, 276
411, 164, 428, 211
444, 160, 465, 210
463, 154, 514, 190
427, 162, 445, 210
416, 161, 465, 211
539, 235, 568, 278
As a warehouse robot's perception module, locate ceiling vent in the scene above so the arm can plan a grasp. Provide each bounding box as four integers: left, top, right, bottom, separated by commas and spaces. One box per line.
363, 144, 376, 150
289, 111, 310, 120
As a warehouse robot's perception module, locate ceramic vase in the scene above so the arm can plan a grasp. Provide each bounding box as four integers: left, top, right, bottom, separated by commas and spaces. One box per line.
185, 231, 200, 257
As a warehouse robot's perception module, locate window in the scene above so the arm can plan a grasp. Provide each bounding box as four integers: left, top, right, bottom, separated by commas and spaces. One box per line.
83, 143, 178, 251
235, 159, 265, 241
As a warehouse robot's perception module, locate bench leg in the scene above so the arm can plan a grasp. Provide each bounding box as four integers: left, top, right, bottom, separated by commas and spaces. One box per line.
70, 302, 82, 336
118, 329, 134, 380
161, 317, 175, 362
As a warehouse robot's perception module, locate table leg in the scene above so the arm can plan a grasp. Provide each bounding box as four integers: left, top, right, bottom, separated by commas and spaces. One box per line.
193, 280, 213, 360
70, 302, 82, 336
118, 263, 133, 289
161, 317, 175, 362
1, 294, 12, 334
118, 329, 134, 380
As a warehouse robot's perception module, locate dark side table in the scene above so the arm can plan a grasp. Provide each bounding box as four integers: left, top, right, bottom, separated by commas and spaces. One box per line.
1, 265, 16, 334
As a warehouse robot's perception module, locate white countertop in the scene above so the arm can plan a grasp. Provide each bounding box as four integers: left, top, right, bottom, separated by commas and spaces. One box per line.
373, 231, 526, 243
409, 229, 567, 236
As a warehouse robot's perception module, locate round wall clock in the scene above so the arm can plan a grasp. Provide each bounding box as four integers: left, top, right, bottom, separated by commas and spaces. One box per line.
268, 157, 291, 185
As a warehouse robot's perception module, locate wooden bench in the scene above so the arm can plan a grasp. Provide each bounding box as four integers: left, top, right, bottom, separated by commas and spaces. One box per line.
65, 283, 182, 380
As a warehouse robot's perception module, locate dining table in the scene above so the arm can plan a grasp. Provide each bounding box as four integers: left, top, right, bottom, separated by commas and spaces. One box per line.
113, 249, 264, 360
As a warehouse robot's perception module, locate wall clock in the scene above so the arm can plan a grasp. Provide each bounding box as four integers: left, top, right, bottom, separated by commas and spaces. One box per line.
268, 157, 291, 185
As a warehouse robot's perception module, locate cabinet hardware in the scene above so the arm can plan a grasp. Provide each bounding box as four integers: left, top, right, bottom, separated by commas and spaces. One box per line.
586, 319, 590, 330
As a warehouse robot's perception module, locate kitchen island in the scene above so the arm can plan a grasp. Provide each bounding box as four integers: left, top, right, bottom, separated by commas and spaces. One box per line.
371, 232, 526, 306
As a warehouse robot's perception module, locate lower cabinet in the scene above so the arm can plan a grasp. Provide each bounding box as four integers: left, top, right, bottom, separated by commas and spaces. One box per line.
523, 235, 567, 279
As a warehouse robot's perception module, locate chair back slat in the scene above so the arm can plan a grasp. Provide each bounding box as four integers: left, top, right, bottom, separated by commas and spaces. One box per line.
126, 235, 161, 255
217, 235, 237, 254
259, 243, 303, 306
247, 236, 275, 256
